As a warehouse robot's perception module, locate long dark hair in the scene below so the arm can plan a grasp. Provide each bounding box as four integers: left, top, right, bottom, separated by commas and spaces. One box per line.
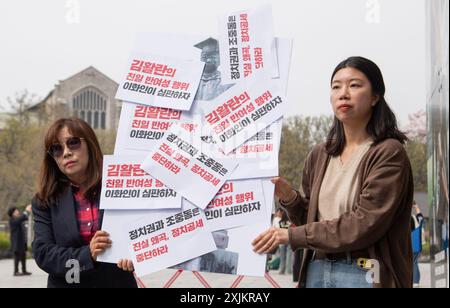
36, 118, 103, 207
325, 56, 408, 156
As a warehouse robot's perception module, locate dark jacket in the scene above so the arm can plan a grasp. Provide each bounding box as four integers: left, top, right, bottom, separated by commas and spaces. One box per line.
282, 139, 414, 288
32, 186, 137, 288
9, 213, 28, 253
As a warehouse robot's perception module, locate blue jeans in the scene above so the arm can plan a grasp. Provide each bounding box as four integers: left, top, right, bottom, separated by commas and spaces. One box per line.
306, 259, 373, 288
278, 244, 293, 274
413, 252, 421, 284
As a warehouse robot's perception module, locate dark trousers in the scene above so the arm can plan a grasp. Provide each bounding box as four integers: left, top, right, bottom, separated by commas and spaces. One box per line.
293, 249, 303, 282
14, 251, 27, 274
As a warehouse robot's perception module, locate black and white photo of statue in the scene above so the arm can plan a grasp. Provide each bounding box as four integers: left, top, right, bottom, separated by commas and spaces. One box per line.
194, 37, 233, 101
173, 230, 239, 275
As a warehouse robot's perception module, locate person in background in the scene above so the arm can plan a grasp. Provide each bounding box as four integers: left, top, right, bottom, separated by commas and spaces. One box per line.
278, 210, 293, 275
8, 204, 32, 276
411, 200, 424, 287
272, 208, 283, 229
265, 209, 284, 272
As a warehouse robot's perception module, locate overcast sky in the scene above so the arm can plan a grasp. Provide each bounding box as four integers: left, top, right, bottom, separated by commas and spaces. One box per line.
0, 0, 426, 126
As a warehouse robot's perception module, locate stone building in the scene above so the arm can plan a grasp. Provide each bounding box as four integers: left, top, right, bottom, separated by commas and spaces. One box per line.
28, 66, 122, 130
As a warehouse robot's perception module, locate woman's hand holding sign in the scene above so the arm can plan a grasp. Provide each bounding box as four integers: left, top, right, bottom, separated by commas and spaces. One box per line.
252, 177, 294, 254
90, 231, 112, 261
271, 177, 297, 204
252, 227, 289, 254
89, 230, 134, 272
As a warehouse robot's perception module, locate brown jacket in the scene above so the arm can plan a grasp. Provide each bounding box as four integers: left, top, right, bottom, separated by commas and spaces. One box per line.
283, 139, 414, 288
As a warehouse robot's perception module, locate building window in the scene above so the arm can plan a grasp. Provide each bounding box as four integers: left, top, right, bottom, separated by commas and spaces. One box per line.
94, 111, 99, 129
101, 112, 106, 130
87, 111, 92, 126
72, 87, 107, 129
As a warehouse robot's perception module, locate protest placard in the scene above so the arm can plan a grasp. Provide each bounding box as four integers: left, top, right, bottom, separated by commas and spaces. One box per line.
99, 30, 290, 277
114, 101, 282, 180
173, 178, 274, 277
141, 124, 238, 209
224, 120, 282, 180
100, 155, 181, 210
115, 36, 293, 181
203, 179, 267, 231
204, 74, 288, 155
114, 102, 195, 153
115, 52, 205, 111
97, 209, 152, 264
218, 5, 277, 83
124, 203, 216, 277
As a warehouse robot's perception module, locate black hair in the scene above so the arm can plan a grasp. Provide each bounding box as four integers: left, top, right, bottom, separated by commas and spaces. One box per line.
325, 56, 408, 156
7, 207, 18, 218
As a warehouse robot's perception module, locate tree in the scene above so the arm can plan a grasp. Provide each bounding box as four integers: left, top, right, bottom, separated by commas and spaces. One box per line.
0, 118, 45, 219
0, 91, 43, 215
405, 140, 427, 192
0, 123, 118, 219
0, 91, 116, 219
403, 110, 428, 192
279, 111, 428, 194
6, 90, 38, 127
404, 110, 427, 144
279, 115, 333, 190
95, 129, 117, 155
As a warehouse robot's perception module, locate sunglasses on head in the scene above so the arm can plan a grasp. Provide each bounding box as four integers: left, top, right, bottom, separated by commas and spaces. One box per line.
48, 137, 85, 158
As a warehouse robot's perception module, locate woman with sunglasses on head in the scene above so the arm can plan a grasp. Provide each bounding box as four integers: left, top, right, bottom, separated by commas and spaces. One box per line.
32, 118, 137, 288
252, 57, 414, 288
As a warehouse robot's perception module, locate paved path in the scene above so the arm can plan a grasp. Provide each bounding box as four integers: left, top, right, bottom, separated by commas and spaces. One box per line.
0, 259, 431, 288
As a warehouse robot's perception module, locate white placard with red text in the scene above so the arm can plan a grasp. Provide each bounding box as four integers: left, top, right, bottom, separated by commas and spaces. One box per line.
97, 209, 153, 264
124, 203, 216, 277
172, 180, 274, 277
141, 125, 238, 209
114, 101, 282, 180
115, 52, 205, 111
223, 120, 282, 180
204, 74, 287, 155
100, 155, 181, 210
115, 37, 293, 180
203, 179, 267, 231
114, 102, 196, 153
218, 5, 277, 83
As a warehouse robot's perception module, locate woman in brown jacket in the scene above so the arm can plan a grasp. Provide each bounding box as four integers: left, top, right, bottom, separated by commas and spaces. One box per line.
252, 57, 414, 288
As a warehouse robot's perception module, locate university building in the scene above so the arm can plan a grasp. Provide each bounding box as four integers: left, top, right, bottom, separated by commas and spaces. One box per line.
27, 66, 122, 130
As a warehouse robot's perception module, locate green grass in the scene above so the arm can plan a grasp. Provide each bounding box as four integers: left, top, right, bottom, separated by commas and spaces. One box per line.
0, 232, 10, 250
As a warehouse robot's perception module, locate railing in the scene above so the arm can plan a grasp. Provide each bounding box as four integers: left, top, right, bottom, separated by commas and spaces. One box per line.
0, 221, 9, 233
134, 270, 285, 288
